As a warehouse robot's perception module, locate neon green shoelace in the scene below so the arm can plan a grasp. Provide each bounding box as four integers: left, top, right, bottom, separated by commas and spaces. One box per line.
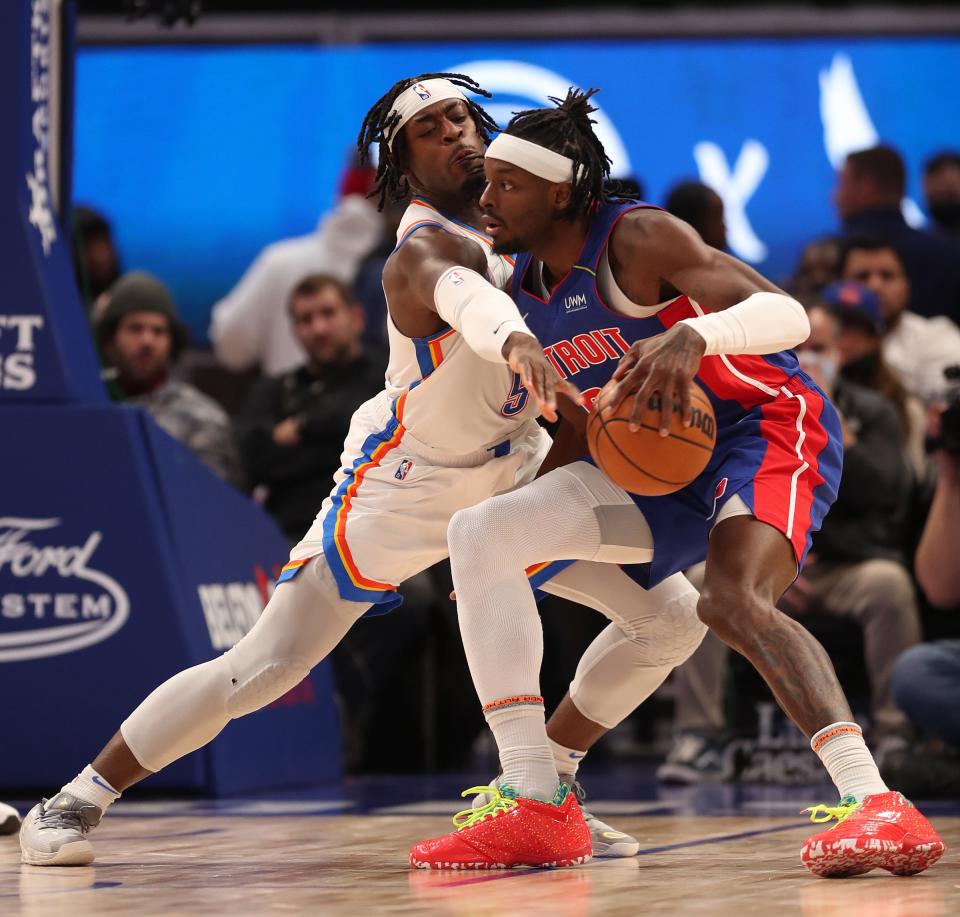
452, 785, 519, 830
803, 794, 861, 824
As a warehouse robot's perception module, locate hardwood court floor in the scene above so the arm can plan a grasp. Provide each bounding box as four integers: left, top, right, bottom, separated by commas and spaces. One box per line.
2, 811, 957, 916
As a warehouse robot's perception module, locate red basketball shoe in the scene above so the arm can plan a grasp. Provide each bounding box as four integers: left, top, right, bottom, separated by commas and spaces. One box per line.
409, 784, 592, 870
800, 791, 945, 878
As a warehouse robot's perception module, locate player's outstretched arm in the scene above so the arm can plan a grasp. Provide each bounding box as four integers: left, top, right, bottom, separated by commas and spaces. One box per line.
607, 210, 809, 434
383, 227, 579, 420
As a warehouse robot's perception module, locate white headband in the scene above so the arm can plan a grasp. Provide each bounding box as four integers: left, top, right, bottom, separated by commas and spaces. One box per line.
485, 133, 577, 183
386, 78, 469, 149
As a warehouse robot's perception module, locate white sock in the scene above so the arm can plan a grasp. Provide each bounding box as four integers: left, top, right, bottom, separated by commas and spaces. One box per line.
484, 699, 559, 802
60, 764, 121, 814
549, 737, 587, 780
811, 722, 888, 802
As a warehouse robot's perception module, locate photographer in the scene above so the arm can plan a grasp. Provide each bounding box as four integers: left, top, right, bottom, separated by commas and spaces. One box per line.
889, 373, 960, 772
913, 378, 960, 606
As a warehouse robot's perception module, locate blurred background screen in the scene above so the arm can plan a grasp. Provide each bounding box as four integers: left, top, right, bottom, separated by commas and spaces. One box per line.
74, 37, 960, 342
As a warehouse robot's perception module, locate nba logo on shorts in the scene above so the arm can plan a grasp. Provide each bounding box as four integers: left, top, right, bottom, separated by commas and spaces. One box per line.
412, 83, 432, 100
395, 458, 414, 481
449, 271, 464, 286
707, 477, 728, 521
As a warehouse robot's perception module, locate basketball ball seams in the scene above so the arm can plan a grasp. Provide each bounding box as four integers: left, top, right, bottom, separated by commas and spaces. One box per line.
587, 381, 717, 496
596, 392, 714, 442
592, 414, 690, 485
602, 417, 715, 453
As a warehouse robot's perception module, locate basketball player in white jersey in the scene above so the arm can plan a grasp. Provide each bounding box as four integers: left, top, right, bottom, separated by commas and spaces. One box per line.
20, 74, 706, 868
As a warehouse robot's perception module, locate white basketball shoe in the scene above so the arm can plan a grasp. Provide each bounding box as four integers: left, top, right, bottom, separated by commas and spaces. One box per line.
19, 793, 101, 866
563, 777, 641, 858
1, 802, 21, 835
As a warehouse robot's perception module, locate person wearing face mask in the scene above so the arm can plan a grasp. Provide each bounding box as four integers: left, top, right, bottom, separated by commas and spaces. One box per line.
820, 280, 928, 479
923, 151, 960, 242
787, 304, 920, 757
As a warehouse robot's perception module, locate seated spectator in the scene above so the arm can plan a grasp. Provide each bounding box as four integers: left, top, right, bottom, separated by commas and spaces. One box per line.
236, 274, 384, 544
834, 145, 960, 323
209, 163, 382, 377
659, 307, 921, 780
97, 272, 244, 487
820, 280, 927, 478
72, 205, 121, 310
923, 151, 960, 242
840, 237, 960, 405
665, 180, 727, 251
789, 236, 841, 301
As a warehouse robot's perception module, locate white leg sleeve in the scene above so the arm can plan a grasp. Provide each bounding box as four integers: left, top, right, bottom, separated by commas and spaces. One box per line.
449, 462, 656, 707
120, 556, 369, 773
543, 562, 704, 729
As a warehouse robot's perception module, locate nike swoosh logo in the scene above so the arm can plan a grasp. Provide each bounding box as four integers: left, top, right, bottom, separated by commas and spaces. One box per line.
91, 775, 117, 794
494, 313, 529, 337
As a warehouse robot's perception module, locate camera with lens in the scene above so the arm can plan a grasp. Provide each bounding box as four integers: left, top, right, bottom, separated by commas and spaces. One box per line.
928, 364, 960, 457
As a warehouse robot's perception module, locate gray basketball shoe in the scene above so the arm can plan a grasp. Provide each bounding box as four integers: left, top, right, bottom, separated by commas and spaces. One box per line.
656, 732, 726, 784
19, 793, 102, 866
0, 801, 21, 835
563, 777, 640, 858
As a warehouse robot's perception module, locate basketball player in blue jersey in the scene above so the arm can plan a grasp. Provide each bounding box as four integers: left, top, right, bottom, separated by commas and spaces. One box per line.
20, 75, 708, 869
413, 90, 944, 877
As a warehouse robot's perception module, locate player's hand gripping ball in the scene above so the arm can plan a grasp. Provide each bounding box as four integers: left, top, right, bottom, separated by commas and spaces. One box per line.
587, 380, 716, 496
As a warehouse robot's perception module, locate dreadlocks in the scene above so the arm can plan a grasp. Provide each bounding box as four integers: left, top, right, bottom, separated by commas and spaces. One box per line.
504, 87, 612, 219
357, 73, 500, 211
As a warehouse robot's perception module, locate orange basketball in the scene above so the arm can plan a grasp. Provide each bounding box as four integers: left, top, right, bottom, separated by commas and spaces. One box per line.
587, 380, 716, 496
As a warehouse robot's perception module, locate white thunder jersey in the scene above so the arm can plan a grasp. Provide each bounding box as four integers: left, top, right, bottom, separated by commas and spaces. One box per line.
383, 197, 537, 453
284, 196, 561, 613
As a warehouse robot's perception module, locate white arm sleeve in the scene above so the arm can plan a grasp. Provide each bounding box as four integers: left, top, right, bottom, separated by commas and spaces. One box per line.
433, 266, 536, 363
679, 292, 810, 356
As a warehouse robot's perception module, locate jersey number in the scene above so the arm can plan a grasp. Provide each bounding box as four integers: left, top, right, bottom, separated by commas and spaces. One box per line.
500, 372, 529, 416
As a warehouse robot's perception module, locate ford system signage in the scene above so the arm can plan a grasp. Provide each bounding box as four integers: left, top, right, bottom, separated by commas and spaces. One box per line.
0, 517, 130, 662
